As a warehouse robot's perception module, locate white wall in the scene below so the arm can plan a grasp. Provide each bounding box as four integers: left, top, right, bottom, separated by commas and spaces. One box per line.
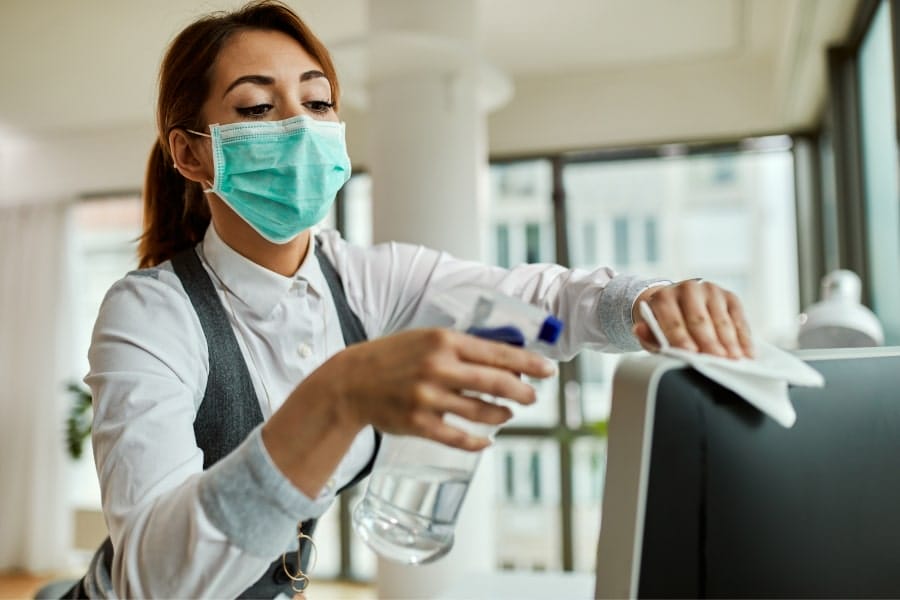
0, 121, 155, 207
489, 55, 781, 156
344, 55, 781, 167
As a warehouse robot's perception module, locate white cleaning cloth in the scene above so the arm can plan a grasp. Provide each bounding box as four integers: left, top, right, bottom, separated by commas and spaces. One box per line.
639, 302, 824, 428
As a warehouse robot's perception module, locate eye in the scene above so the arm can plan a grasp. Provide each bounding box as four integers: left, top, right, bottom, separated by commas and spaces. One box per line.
236, 104, 272, 118
304, 100, 335, 114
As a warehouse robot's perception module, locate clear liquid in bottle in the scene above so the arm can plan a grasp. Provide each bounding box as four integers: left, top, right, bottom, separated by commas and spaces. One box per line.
352, 464, 472, 565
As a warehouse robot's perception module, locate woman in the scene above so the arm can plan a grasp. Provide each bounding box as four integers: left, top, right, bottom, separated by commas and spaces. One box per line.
74, 1, 752, 598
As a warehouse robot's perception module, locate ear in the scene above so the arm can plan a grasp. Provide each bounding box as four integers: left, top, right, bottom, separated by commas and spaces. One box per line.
169, 128, 212, 186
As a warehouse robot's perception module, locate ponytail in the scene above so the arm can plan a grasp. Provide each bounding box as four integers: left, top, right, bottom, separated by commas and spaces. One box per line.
138, 140, 210, 268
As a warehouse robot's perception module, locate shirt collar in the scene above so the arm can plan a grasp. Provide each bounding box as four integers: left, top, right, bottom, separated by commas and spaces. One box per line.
200, 224, 328, 317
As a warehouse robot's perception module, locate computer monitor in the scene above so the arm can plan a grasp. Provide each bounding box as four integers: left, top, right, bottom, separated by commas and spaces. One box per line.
595, 347, 900, 599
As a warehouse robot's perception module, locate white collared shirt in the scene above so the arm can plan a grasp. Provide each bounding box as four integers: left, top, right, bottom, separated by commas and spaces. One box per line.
86, 224, 660, 598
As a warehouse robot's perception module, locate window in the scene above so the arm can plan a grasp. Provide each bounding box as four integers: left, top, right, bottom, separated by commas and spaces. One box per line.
496, 223, 511, 268
613, 217, 630, 267
582, 222, 598, 265
70, 195, 143, 512
711, 154, 738, 184
566, 145, 797, 341
571, 437, 607, 571
493, 437, 561, 571
559, 140, 798, 571
858, 0, 900, 343
339, 173, 372, 246
645, 217, 659, 263
488, 161, 555, 268
525, 223, 542, 263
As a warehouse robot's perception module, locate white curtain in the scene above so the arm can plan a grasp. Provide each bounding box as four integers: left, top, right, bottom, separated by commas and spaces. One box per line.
0, 200, 74, 571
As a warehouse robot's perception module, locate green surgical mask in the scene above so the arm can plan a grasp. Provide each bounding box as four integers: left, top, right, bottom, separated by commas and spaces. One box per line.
190, 115, 351, 244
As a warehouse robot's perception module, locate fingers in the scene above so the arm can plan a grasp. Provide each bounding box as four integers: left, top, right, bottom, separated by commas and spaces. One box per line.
414, 383, 515, 426
649, 289, 699, 353
726, 291, 755, 357
412, 329, 552, 405
400, 385, 506, 452
424, 360, 539, 407
413, 411, 492, 452
642, 281, 753, 359
706, 291, 743, 359
340, 328, 552, 448
632, 321, 660, 352
455, 333, 556, 380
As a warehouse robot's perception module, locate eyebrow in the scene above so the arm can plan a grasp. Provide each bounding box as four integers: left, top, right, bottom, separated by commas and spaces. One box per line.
223, 70, 329, 97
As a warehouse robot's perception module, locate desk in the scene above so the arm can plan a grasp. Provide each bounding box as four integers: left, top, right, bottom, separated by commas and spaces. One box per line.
436, 570, 593, 599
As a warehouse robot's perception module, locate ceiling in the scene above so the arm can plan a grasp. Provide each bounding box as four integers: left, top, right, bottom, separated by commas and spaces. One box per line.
0, 0, 860, 144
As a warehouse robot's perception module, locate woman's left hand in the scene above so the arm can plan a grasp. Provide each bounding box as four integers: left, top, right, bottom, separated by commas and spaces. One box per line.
632, 280, 754, 359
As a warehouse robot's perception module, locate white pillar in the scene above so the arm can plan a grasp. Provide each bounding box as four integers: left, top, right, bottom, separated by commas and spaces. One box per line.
369, 72, 486, 260
367, 0, 487, 261
334, 0, 513, 597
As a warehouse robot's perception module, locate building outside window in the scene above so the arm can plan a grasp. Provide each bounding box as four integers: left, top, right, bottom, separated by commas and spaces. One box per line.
487, 160, 556, 268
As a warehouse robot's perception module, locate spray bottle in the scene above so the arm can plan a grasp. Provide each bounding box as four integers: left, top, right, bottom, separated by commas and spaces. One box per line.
352, 285, 563, 565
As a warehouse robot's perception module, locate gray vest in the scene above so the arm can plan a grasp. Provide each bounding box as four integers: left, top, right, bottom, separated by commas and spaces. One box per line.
68, 241, 377, 599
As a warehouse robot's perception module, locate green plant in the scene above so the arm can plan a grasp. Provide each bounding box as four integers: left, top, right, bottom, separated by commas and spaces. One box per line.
66, 382, 93, 459
589, 419, 608, 438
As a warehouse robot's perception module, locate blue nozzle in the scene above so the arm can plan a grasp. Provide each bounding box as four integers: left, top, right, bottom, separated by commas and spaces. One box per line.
466, 326, 526, 347
538, 316, 563, 344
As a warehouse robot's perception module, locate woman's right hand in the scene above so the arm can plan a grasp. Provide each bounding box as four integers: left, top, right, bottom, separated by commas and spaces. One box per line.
262, 328, 555, 497
325, 328, 556, 451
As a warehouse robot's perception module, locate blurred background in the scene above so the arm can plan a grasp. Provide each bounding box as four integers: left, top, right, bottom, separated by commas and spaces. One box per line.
1, 0, 897, 596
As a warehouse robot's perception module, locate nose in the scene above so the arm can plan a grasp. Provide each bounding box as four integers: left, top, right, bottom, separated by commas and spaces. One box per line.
281, 97, 306, 120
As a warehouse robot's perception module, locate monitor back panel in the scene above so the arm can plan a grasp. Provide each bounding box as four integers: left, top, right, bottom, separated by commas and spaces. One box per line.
638, 353, 900, 598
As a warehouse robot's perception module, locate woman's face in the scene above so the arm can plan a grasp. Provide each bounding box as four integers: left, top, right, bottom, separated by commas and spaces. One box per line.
173, 27, 339, 252
201, 27, 337, 128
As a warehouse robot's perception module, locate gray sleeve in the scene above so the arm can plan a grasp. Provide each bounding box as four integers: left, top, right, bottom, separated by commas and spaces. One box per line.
598, 276, 671, 351
197, 426, 333, 558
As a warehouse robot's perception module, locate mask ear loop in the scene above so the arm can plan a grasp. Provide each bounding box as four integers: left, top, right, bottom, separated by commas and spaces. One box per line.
282, 529, 317, 594
183, 129, 215, 193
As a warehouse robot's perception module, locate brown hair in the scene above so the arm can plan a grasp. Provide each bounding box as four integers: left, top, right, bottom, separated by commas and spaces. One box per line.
138, 0, 340, 267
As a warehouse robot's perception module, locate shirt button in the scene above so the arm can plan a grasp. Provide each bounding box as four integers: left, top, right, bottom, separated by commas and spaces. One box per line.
297, 343, 312, 359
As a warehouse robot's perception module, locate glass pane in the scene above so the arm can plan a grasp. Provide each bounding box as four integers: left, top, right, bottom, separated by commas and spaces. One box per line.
347, 484, 378, 580
488, 160, 559, 427
496, 223, 511, 268
564, 143, 799, 420
645, 217, 659, 264
576, 351, 619, 425
310, 499, 341, 578
582, 222, 598, 265
70, 196, 142, 510
818, 126, 842, 274
613, 217, 629, 267
341, 173, 373, 247
320, 201, 337, 231
859, 0, 900, 344
487, 161, 556, 266
571, 436, 607, 572
525, 223, 542, 263
564, 144, 798, 343
509, 372, 559, 427
493, 437, 561, 571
